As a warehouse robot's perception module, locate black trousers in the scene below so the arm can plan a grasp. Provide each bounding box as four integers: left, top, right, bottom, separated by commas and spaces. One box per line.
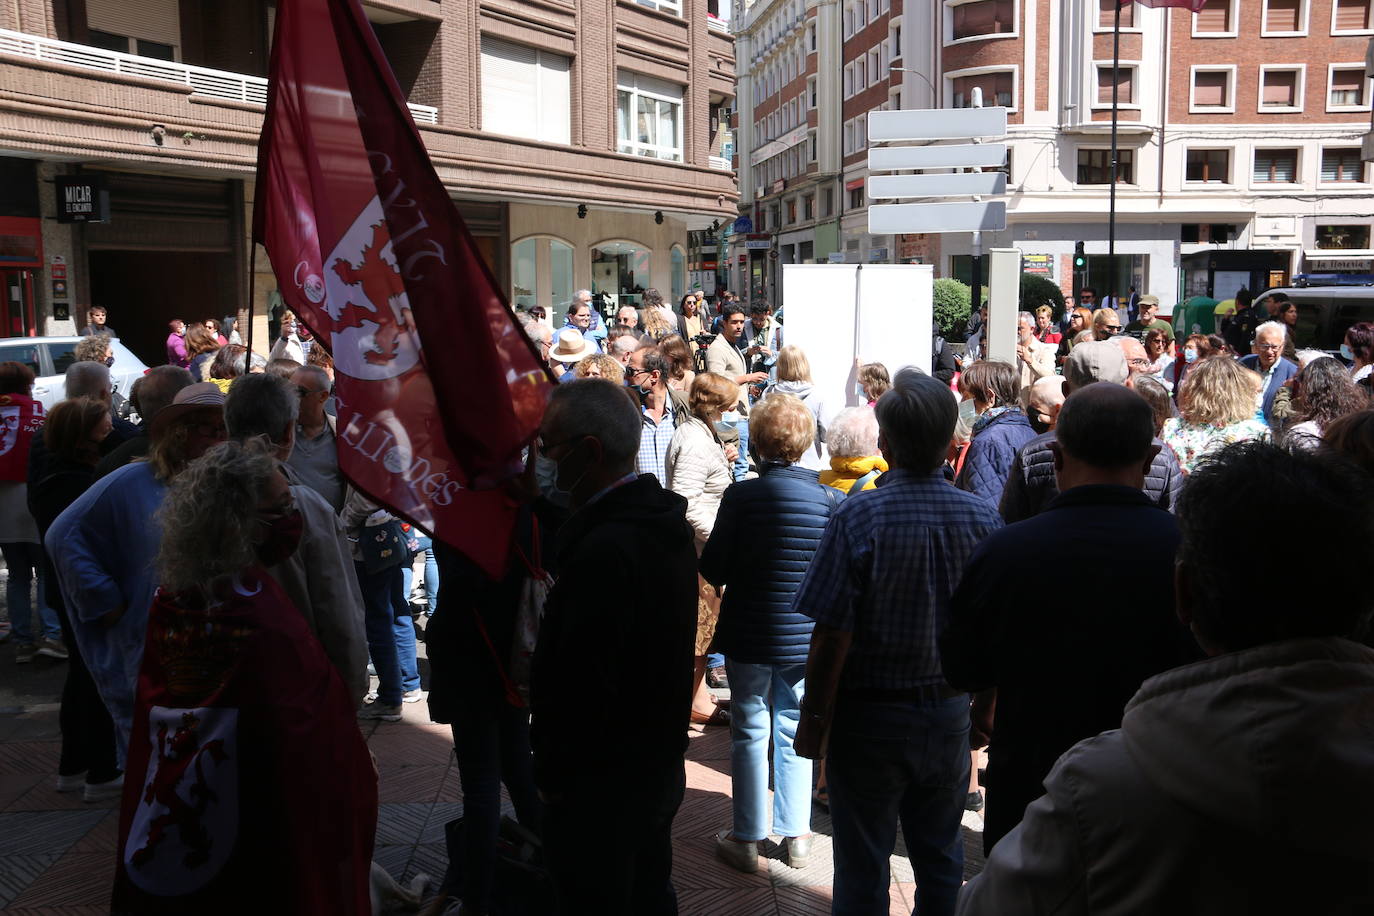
541, 766, 685, 916
52, 585, 120, 783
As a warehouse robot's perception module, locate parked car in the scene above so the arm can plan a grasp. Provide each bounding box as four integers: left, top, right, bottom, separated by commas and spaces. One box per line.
0, 336, 149, 410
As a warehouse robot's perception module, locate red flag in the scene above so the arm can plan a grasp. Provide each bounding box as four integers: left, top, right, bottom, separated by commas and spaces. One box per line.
1121, 0, 1209, 10
253, 0, 553, 576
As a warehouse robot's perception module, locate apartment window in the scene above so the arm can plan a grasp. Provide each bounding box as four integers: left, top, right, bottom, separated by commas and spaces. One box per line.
635, 0, 682, 15
1263, 0, 1305, 33
481, 37, 572, 144
1321, 148, 1365, 182
1098, 0, 1133, 28
850, 188, 864, 208
786, 199, 797, 223
1333, 0, 1373, 31
86, 0, 180, 59
821, 187, 834, 216
858, 58, 867, 90
1329, 67, 1368, 108
1186, 149, 1231, 183
891, 23, 902, 58
1259, 68, 1301, 110
950, 0, 1016, 41
1191, 69, 1234, 110
804, 194, 815, 219
808, 22, 817, 51
857, 113, 867, 151
951, 71, 1014, 108
1195, 0, 1236, 33
808, 129, 817, 161
1253, 148, 1298, 183
1316, 224, 1372, 248
808, 77, 818, 108
1077, 148, 1134, 185
1096, 66, 1134, 105
617, 71, 684, 162
87, 29, 176, 60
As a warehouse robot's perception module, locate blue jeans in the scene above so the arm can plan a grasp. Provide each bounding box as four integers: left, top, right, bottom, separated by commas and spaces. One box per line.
733, 417, 750, 481
825, 693, 971, 916
387, 566, 421, 694
2, 542, 61, 645
727, 661, 810, 840
402, 534, 439, 615
355, 561, 405, 706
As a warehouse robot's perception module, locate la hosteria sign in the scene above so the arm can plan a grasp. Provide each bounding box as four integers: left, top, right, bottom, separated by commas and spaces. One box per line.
55, 175, 110, 224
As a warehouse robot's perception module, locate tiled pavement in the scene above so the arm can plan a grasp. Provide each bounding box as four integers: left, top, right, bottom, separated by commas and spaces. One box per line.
0, 689, 986, 915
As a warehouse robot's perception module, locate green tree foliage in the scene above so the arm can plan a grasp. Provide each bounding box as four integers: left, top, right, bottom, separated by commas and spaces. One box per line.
933, 277, 972, 337
1020, 273, 1066, 319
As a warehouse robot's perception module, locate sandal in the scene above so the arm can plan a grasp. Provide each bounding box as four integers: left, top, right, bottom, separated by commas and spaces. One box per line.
691, 706, 731, 727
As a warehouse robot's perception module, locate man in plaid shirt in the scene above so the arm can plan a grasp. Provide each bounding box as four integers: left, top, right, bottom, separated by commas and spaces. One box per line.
793, 368, 1002, 916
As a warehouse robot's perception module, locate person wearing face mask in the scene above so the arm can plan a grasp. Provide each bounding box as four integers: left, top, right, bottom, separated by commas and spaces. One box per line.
532, 379, 698, 914
223, 373, 368, 704
1026, 377, 1066, 435
1341, 321, 1374, 386
628, 342, 691, 485
1167, 333, 1209, 402
112, 437, 377, 914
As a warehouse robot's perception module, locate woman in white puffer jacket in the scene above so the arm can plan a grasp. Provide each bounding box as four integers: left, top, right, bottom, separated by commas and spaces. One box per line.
665, 371, 739, 726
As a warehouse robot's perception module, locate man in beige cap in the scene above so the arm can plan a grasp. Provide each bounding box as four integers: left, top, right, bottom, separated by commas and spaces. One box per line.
1124, 295, 1174, 343
45, 382, 228, 777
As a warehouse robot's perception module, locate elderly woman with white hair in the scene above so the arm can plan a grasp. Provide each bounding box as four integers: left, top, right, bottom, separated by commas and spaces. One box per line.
819, 406, 886, 493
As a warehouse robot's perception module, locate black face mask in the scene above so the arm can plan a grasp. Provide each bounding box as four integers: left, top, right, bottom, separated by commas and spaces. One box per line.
1029, 415, 1052, 435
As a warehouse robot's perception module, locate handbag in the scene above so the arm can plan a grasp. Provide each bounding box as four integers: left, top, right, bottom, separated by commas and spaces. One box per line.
359, 518, 411, 574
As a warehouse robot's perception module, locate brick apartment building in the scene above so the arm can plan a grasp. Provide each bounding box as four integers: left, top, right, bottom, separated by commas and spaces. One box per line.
732, 0, 1374, 308
0, 0, 737, 365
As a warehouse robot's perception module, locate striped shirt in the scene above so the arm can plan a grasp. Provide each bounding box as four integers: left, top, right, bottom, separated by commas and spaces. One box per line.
794, 469, 1002, 689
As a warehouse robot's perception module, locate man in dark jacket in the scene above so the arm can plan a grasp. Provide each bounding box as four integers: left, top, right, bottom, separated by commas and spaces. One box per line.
532, 379, 698, 915
999, 341, 1184, 523
1220, 286, 1261, 355
943, 383, 1196, 854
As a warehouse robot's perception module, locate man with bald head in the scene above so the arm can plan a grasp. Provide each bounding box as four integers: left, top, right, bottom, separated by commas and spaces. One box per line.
1026, 377, 1065, 434
943, 383, 1194, 853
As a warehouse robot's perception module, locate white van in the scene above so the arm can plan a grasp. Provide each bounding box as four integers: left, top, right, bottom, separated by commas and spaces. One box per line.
1250, 287, 1374, 353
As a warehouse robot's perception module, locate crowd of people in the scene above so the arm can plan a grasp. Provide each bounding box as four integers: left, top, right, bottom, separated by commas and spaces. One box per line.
1, 284, 1372, 915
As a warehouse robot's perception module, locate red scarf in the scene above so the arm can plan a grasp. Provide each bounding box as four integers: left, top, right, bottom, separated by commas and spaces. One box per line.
114, 571, 376, 914
0, 393, 42, 482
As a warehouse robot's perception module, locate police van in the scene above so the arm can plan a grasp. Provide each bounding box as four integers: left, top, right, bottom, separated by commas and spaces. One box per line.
1249, 286, 1374, 353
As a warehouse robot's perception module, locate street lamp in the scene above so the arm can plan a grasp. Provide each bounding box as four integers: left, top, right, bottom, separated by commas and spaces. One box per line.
889, 66, 938, 106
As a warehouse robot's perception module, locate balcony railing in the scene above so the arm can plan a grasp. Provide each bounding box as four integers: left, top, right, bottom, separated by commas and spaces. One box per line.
0, 28, 439, 124
707, 16, 731, 34
709, 155, 732, 170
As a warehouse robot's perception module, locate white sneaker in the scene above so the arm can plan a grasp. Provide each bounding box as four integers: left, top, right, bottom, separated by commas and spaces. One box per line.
401, 690, 425, 704
84, 774, 124, 803
56, 771, 87, 793
36, 638, 69, 660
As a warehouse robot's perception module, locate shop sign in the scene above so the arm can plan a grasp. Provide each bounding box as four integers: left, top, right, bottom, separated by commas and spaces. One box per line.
1022, 254, 1054, 276
1311, 258, 1374, 271
733, 216, 754, 233
55, 175, 110, 223
867, 248, 888, 262
745, 239, 772, 250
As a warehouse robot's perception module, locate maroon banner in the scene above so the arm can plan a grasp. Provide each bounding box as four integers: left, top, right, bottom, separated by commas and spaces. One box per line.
253, 0, 552, 576
0, 392, 43, 483
1122, 0, 1208, 10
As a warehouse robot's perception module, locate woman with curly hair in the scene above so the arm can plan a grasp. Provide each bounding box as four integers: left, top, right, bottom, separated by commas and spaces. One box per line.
1161, 357, 1270, 473
1283, 357, 1369, 450
641, 303, 675, 341
573, 352, 623, 380
113, 438, 376, 913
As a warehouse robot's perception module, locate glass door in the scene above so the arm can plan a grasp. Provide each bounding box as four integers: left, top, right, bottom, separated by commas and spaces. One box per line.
0, 270, 36, 337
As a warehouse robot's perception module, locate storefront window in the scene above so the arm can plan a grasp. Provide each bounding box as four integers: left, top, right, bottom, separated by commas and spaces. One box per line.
671, 245, 686, 302
592, 241, 652, 308
512, 238, 537, 309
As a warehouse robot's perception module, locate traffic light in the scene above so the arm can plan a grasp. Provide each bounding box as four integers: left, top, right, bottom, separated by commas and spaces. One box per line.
1073, 241, 1086, 271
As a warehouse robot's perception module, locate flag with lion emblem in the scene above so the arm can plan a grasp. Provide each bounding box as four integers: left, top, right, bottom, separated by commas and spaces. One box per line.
253, 0, 552, 577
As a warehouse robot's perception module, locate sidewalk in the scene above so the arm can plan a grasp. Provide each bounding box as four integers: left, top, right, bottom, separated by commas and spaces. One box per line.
0, 643, 985, 915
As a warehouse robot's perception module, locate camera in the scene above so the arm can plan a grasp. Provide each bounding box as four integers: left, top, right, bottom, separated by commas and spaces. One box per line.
691, 332, 717, 349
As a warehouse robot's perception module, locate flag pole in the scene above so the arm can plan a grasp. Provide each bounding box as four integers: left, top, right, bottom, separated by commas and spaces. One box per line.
1108, 0, 1122, 302
245, 241, 256, 360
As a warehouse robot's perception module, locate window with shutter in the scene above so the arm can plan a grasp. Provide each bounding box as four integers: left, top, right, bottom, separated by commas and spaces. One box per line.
86, 0, 181, 52
1329, 68, 1366, 106
1099, 0, 1133, 28
480, 37, 571, 145
1261, 70, 1299, 107
1196, 0, 1232, 31
1264, 0, 1303, 31
1254, 149, 1298, 183
1321, 149, 1364, 182
952, 71, 1015, 108
1097, 67, 1134, 104
1077, 149, 1134, 185
1334, 0, 1372, 30
1193, 70, 1230, 107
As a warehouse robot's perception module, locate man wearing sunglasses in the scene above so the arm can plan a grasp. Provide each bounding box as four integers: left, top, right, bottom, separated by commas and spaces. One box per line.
626, 343, 690, 485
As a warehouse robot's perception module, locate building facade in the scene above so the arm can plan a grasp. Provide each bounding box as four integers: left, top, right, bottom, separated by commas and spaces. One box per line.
0, 0, 737, 364
733, 0, 1374, 308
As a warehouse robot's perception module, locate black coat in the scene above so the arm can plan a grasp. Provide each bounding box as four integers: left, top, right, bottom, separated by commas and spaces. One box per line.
998, 429, 1184, 523
942, 485, 1198, 851
530, 475, 698, 796
700, 464, 843, 666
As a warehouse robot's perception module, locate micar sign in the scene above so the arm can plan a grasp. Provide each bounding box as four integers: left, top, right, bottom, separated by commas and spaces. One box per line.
55, 175, 110, 224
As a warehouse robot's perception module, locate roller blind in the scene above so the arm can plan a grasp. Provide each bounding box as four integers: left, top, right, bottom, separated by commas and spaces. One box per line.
1098, 67, 1132, 104
1254, 150, 1297, 182
480, 36, 571, 145
87, 0, 180, 47
1193, 71, 1228, 106
1264, 0, 1301, 31
1261, 70, 1297, 106
1335, 0, 1371, 30
1196, 0, 1230, 31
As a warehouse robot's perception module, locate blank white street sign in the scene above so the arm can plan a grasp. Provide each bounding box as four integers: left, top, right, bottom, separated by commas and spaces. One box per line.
868, 200, 1007, 234
868, 143, 1007, 171
868, 107, 1007, 142
867, 172, 1006, 199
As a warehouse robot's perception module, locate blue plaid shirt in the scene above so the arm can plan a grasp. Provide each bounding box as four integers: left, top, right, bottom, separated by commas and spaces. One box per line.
793, 468, 1003, 689
636, 396, 679, 484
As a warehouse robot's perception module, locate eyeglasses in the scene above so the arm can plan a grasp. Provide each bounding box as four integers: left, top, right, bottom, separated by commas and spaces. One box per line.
1255, 343, 1282, 352
624, 365, 650, 379
1104, 324, 1121, 332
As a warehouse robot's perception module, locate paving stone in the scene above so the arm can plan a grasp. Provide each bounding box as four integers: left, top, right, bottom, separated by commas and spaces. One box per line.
9, 851, 114, 908
0, 809, 107, 856
0, 853, 61, 908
